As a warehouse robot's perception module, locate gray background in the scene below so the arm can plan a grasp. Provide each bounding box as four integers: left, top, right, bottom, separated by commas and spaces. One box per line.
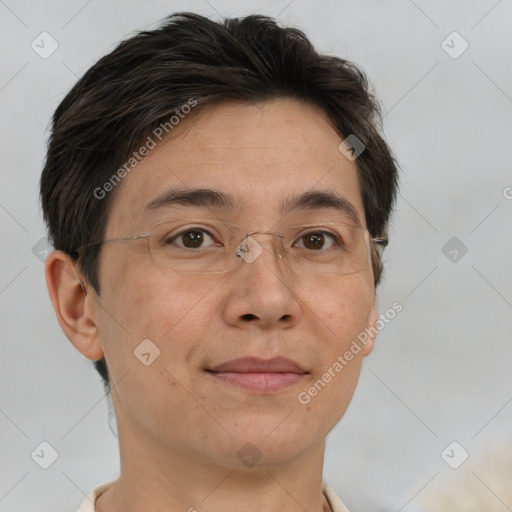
1, 1, 511, 510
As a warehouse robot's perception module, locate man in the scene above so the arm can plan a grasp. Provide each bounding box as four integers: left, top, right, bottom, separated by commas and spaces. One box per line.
41, 12, 398, 512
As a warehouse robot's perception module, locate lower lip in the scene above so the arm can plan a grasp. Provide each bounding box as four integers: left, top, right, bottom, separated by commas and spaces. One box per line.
207, 371, 306, 392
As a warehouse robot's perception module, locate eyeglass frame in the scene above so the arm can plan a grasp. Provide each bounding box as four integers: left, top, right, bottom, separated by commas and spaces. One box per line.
78, 218, 389, 275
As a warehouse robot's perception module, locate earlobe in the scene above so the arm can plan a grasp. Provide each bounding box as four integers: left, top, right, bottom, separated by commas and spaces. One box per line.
45, 251, 104, 361
362, 302, 379, 357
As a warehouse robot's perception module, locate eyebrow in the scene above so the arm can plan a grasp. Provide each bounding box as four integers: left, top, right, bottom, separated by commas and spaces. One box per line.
143, 188, 361, 225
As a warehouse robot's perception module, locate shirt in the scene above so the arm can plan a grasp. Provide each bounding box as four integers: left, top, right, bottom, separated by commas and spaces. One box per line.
76, 479, 350, 512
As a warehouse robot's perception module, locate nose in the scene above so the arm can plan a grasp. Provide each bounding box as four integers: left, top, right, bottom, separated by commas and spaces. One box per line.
235, 231, 285, 264
222, 232, 302, 330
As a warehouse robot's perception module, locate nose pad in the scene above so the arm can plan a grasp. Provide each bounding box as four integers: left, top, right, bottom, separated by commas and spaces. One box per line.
235, 234, 285, 265
236, 236, 263, 263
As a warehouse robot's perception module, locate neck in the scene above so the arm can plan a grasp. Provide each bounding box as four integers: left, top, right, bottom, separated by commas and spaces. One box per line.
96, 415, 331, 512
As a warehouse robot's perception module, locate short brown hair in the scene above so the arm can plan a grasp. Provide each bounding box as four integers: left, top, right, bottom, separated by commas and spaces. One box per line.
40, 12, 399, 387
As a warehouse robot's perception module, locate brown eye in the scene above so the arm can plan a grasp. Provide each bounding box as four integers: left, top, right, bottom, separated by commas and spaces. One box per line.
296, 231, 338, 251
304, 233, 324, 250
181, 230, 205, 248
168, 228, 217, 249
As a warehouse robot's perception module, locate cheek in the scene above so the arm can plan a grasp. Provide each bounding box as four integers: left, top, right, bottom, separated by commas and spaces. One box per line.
301, 273, 374, 346
100, 252, 202, 334
296, 274, 374, 413
128, 272, 223, 339
99, 264, 224, 371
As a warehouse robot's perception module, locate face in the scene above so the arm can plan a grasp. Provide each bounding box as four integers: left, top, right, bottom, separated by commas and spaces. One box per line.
92, 99, 378, 469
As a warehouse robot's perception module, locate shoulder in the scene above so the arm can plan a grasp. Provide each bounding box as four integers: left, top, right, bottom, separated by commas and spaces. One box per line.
322, 480, 351, 512
76, 479, 117, 512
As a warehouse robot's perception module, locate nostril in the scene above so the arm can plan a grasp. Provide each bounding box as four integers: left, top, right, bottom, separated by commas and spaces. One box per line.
241, 313, 258, 321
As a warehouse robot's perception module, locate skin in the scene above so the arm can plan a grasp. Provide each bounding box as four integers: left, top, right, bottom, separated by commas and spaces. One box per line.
46, 99, 379, 512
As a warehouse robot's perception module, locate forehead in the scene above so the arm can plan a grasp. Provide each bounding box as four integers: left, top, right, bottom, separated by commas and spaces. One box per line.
105, 99, 365, 234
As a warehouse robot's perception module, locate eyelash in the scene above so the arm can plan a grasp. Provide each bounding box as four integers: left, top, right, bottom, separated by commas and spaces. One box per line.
167, 227, 342, 250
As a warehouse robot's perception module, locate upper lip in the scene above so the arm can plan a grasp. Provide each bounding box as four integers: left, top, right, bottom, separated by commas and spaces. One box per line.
208, 356, 307, 374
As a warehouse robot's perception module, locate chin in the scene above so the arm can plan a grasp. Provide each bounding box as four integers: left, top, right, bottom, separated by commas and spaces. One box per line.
204, 417, 323, 471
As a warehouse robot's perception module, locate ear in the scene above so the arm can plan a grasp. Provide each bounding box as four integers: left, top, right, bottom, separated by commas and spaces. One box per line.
362, 299, 379, 357
45, 250, 104, 361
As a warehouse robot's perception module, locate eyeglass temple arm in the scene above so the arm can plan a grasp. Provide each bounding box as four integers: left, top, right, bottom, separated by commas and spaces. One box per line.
79, 233, 150, 252
372, 237, 388, 248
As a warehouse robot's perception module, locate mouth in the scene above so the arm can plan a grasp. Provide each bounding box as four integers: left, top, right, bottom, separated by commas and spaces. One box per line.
205, 356, 309, 393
